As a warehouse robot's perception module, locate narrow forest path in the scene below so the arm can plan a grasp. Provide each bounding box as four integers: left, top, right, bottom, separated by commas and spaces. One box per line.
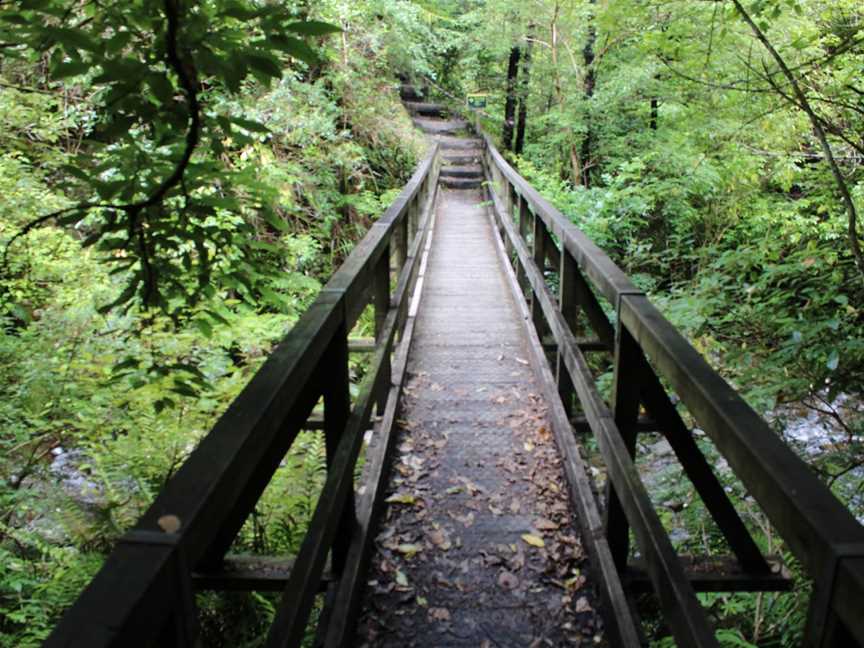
355, 104, 607, 647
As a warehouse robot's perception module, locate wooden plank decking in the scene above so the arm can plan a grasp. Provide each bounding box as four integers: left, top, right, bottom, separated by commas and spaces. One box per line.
355, 127, 609, 646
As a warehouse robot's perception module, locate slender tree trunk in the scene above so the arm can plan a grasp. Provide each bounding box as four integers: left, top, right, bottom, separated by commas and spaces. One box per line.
550, 2, 581, 183
580, 0, 597, 187
730, 0, 864, 280
514, 29, 534, 156
650, 97, 659, 130
502, 46, 521, 151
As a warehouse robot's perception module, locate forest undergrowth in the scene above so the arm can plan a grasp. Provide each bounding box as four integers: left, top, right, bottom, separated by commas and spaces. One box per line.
1, 0, 863, 646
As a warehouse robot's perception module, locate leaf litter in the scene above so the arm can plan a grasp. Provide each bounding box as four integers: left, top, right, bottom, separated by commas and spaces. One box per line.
357, 369, 607, 646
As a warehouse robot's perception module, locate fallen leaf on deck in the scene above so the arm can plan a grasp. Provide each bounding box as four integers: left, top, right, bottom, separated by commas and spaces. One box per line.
521, 534, 545, 548
498, 570, 519, 590
428, 607, 451, 622
416, 595, 428, 607
429, 529, 452, 550
396, 544, 422, 557
535, 518, 559, 530
395, 570, 409, 587
385, 493, 417, 505
508, 548, 525, 571
575, 596, 592, 613
452, 511, 475, 527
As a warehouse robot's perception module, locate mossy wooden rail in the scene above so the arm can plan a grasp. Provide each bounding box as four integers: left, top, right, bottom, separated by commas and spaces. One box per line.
46, 146, 441, 648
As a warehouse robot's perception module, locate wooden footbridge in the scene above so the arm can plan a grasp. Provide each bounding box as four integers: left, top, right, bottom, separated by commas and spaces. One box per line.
48, 97, 864, 647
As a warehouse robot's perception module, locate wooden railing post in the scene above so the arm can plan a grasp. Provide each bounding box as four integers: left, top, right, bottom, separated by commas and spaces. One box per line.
806, 553, 862, 647
517, 196, 532, 295
606, 321, 642, 570
392, 217, 407, 279
322, 323, 354, 574
407, 195, 418, 246
509, 183, 519, 223
558, 248, 579, 416
373, 245, 391, 414
531, 211, 549, 341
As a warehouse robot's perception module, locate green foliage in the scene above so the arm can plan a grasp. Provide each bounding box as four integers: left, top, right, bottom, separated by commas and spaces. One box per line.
0, 1, 427, 644
0, 0, 340, 317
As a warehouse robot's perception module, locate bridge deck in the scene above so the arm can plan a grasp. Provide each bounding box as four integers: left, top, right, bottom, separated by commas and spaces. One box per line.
46, 97, 864, 648
356, 129, 607, 645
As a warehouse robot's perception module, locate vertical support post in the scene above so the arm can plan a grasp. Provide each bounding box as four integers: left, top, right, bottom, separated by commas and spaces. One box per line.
407, 195, 418, 246
531, 212, 554, 364
517, 196, 532, 296
531, 212, 546, 322
519, 191, 531, 240
373, 245, 391, 414
419, 177, 428, 217
392, 208, 408, 279
606, 320, 642, 569
558, 248, 579, 417
322, 324, 353, 574
805, 551, 862, 647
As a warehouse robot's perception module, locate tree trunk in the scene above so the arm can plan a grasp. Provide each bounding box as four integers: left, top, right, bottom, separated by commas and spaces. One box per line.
730, 0, 864, 281
502, 46, 521, 151
580, 1, 597, 187
514, 30, 533, 156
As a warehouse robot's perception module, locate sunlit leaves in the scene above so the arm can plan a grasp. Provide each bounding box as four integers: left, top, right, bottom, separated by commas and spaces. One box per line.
0, 0, 340, 318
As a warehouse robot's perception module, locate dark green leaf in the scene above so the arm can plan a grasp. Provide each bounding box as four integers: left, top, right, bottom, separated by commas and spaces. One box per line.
285, 20, 342, 36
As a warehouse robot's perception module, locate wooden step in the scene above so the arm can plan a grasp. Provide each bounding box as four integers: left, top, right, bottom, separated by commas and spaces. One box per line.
413, 118, 466, 136
441, 165, 483, 179
441, 177, 482, 189
443, 154, 482, 165
441, 139, 482, 150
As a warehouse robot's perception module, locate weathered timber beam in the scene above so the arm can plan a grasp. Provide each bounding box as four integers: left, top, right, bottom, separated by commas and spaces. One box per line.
319, 178, 439, 648
192, 556, 335, 593
624, 556, 792, 594
620, 294, 864, 643
265, 305, 401, 648
348, 337, 376, 353
485, 178, 643, 648
487, 184, 719, 647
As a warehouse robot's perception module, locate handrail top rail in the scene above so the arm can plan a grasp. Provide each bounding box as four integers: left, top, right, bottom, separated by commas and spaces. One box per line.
46, 143, 442, 647
135, 143, 440, 545
482, 133, 640, 305
480, 128, 864, 642
483, 132, 864, 557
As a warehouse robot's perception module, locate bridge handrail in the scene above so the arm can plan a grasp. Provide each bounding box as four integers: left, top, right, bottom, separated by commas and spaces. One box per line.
46, 144, 441, 647
481, 132, 864, 645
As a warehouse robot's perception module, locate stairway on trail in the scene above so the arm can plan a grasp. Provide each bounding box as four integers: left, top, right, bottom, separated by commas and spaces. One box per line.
355, 102, 607, 646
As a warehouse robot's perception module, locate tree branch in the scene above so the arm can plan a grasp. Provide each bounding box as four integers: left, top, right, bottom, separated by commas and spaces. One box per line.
730, 0, 864, 281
